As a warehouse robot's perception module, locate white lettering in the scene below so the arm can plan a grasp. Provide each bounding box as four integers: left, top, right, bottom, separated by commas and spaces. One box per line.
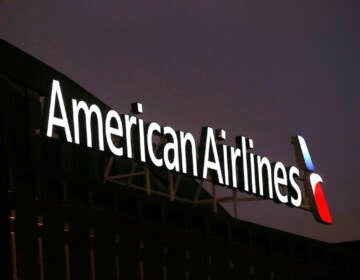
289, 166, 302, 207
147, 122, 163, 167
105, 110, 123, 156
72, 100, 104, 150
201, 128, 224, 184
46, 80, 73, 142
163, 126, 180, 171
273, 161, 288, 203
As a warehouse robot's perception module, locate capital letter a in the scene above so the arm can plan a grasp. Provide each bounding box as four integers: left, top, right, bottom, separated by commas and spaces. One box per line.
46, 80, 73, 142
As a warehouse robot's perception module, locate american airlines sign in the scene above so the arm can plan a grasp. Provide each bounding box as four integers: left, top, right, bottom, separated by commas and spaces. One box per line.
44, 80, 332, 224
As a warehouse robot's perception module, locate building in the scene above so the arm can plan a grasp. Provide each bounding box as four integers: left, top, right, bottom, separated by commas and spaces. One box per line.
0, 39, 359, 280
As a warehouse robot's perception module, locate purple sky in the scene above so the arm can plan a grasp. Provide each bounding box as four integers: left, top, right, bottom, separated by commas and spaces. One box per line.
1, 1, 359, 243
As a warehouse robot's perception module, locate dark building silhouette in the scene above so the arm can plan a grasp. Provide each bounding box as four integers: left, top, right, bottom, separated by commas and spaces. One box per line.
0, 39, 359, 280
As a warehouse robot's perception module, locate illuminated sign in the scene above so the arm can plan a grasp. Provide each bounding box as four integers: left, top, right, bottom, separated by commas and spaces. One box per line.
45, 80, 332, 224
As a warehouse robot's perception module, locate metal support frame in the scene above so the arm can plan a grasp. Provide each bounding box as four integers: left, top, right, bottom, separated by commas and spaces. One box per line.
104, 153, 311, 217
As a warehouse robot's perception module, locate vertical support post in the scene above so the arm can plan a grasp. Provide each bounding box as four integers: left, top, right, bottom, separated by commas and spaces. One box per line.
207, 255, 212, 280
193, 181, 203, 205
139, 240, 144, 280
104, 157, 114, 182
145, 167, 151, 196
9, 210, 17, 280
228, 259, 234, 280
212, 184, 217, 213
37, 216, 44, 280
64, 222, 71, 280
0, 201, 10, 279
174, 175, 182, 195
89, 228, 96, 280
1, 167, 13, 280
127, 163, 137, 187
169, 173, 175, 201
185, 249, 190, 280
114, 234, 120, 280
232, 190, 238, 219
39, 96, 45, 115
162, 246, 168, 280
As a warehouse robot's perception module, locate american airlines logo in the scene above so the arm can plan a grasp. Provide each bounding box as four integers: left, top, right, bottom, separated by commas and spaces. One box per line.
293, 136, 333, 224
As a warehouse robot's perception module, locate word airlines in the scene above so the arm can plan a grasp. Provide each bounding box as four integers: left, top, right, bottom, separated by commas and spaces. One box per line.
45, 80, 332, 224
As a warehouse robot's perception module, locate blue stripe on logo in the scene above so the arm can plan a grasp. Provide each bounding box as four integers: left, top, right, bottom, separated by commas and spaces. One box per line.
297, 135, 315, 171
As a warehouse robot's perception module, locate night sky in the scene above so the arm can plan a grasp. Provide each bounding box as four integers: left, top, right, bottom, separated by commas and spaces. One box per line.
1, 1, 359, 243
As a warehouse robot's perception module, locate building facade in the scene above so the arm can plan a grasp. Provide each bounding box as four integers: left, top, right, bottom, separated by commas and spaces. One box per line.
0, 39, 359, 280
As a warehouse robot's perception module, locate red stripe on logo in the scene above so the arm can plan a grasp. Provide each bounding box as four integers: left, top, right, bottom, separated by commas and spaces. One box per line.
314, 182, 333, 224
